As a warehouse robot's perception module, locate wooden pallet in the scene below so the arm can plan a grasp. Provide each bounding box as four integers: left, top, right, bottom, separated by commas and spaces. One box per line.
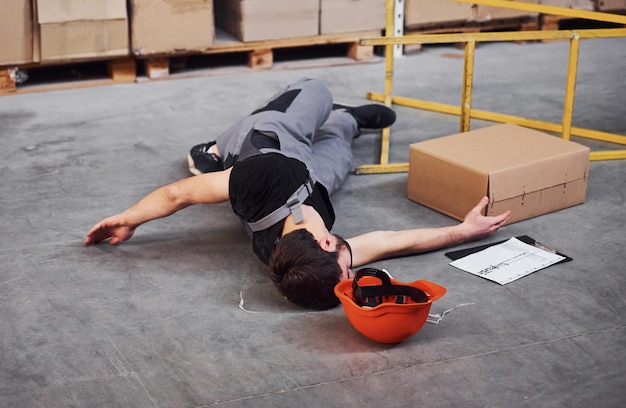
402, 16, 539, 53
539, 12, 626, 42
0, 30, 379, 95
0, 58, 136, 95
139, 29, 379, 80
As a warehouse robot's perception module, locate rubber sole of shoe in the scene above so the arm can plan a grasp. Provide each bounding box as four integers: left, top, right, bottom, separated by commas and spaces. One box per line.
187, 153, 203, 176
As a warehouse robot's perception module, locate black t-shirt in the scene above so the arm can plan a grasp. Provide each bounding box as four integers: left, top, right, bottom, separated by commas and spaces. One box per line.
229, 153, 335, 264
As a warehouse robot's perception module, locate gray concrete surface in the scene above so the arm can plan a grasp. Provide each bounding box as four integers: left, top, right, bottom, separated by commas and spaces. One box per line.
1, 37, 625, 407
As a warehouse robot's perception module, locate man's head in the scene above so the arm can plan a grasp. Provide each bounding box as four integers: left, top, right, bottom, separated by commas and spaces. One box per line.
268, 229, 352, 310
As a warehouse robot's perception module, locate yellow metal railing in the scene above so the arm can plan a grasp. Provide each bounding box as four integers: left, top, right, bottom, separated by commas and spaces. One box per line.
358, 0, 626, 174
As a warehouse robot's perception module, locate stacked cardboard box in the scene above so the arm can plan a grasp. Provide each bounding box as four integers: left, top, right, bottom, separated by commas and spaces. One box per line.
594, 0, 626, 10
3, 0, 621, 72
34, 0, 129, 62
129, 0, 215, 56
320, 0, 387, 34
214, 0, 319, 42
540, 0, 593, 9
405, 0, 541, 28
404, 0, 474, 27
408, 124, 590, 223
475, 0, 540, 21
0, 1, 35, 65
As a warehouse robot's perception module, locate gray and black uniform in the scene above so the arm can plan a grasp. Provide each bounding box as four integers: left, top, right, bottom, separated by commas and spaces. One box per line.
215, 78, 360, 264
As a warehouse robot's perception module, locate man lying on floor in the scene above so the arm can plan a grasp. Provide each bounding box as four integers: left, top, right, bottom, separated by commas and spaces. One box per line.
85, 78, 511, 310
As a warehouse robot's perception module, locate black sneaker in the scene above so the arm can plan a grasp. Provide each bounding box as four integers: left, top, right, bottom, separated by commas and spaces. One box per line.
333, 103, 396, 129
187, 141, 224, 175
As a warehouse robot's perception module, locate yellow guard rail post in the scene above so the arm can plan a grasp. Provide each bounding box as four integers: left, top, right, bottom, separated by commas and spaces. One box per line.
356, 0, 626, 174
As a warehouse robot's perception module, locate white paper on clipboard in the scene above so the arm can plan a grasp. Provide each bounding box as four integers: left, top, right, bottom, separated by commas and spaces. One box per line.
449, 237, 566, 285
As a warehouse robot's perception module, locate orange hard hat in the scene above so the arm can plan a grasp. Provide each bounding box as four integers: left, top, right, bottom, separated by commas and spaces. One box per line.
334, 268, 447, 344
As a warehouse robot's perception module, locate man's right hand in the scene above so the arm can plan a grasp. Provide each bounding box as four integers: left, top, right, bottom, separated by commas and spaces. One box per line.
84, 215, 135, 245
83, 167, 232, 246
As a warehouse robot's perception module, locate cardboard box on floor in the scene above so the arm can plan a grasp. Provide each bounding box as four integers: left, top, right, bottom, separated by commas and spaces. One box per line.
320, 0, 386, 34
214, 0, 319, 42
408, 124, 590, 223
0, 1, 35, 65
129, 0, 214, 56
34, 0, 129, 62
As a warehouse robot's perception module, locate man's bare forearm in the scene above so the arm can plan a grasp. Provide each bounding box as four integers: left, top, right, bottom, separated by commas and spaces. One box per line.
348, 225, 468, 268
120, 184, 191, 228
347, 197, 511, 268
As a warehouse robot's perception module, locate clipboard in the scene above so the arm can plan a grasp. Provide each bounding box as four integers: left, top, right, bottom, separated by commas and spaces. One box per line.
445, 235, 573, 263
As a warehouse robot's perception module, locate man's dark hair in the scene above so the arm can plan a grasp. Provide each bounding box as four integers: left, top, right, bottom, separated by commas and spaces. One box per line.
268, 229, 342, 310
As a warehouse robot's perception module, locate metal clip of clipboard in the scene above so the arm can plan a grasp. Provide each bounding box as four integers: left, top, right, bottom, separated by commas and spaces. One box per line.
533, 241, 557, 254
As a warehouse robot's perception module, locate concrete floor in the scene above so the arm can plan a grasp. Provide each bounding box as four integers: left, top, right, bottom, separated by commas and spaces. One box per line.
1, 37, 625, 408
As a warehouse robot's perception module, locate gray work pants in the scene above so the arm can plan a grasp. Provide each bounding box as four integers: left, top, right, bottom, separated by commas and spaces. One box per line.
215, 78, 359, 195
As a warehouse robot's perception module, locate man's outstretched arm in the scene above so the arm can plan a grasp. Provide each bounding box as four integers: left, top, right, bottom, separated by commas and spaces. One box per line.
84, 168, 233, 245
347, 196, 511, 268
